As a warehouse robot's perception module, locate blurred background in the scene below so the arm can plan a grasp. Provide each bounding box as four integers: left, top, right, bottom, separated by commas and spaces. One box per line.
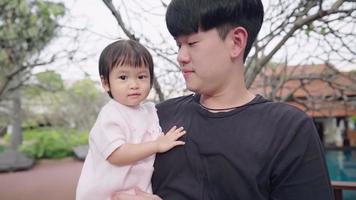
0, 0, 356, 199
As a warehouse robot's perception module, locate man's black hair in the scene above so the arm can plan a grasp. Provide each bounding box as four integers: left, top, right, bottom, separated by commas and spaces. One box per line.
166, 0, 264, 61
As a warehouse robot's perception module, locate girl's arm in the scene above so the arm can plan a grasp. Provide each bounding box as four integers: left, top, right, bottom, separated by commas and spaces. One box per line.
107, 126, 186, 166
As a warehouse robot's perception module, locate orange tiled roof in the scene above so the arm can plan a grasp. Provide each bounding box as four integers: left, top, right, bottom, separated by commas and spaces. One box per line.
288, 100, 356, 117
250, 64, 356, 117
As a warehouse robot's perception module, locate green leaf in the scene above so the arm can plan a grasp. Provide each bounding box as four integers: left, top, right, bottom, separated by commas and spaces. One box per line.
320, 27, 327, 35
35, 70, 64, 91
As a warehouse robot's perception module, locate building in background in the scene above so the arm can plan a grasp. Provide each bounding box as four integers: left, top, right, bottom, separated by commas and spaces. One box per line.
250, 63, 356, 147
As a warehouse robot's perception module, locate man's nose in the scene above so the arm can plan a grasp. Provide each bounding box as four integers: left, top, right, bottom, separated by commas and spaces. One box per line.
177, 46, 190, 66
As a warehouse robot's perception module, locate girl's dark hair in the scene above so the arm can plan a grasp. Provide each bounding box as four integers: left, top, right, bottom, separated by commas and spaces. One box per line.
166, 0, 264, 61
98, 40, 154, 97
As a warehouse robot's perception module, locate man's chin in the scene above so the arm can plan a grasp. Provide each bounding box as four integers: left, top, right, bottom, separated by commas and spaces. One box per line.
185, 85, 198, 93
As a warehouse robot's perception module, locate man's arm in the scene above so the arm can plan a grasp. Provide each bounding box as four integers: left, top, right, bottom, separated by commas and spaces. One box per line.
270, 117, 334, 199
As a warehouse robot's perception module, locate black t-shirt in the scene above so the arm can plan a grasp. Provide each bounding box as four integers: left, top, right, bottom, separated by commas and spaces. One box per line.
152, 94, 334, 200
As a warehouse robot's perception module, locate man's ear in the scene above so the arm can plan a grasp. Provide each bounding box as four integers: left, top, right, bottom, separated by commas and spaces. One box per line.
230, 27, 248, 58
101, 76, 110, 92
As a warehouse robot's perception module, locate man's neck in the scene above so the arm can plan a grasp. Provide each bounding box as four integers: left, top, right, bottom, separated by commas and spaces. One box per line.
199, 88, 255, 111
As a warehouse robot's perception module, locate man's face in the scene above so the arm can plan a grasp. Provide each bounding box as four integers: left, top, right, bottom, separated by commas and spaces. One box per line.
175, 28, 233, 95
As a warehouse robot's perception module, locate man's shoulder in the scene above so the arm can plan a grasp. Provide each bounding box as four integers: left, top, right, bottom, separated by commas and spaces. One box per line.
156, 94, 194, 109
250, 95, 308, 119
258, 100, 309, 121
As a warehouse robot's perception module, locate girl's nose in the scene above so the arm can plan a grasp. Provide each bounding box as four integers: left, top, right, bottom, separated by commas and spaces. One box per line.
129, 80, 139, 89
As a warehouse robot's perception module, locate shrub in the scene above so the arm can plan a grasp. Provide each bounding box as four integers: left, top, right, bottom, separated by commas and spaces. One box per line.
19, 128, 88, 159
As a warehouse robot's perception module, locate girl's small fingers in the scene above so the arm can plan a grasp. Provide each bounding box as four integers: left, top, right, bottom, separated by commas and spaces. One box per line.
175, 130, 186, 136
175, 141, 185, 146
174, 129, 185, 134
168, 126, 177, 132
176, 126, 184, 131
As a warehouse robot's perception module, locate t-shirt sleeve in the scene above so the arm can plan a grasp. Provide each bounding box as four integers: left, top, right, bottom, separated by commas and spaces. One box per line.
89, 107, 127, 160
269, 113, 334, 200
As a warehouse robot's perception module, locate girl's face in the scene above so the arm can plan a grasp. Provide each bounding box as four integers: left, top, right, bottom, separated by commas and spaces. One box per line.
102, 65, 151, 107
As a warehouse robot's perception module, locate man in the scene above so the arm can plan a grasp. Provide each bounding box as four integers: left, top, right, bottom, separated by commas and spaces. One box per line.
114, 0, 334, 199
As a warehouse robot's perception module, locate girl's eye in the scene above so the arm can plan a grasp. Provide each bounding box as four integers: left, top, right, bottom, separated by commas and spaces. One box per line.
138, 75, 147, 80
119, 75, 127, 80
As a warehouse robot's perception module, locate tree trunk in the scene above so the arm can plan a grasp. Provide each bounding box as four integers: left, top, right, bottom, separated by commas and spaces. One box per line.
10, 89, 22, 149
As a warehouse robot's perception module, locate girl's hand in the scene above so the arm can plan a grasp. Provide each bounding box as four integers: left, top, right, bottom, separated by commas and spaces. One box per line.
111, 187, 162, 200
155, 126, 186, 153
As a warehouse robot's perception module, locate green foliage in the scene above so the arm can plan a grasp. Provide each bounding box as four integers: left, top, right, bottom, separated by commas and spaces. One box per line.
19, 128, 88, 159
303, 22, 331, 37
24, 70, 64, 97
0, 144, 5, 153
70, 78, 100, 101
0, 0, 65, 100
0, 0, 65, 64
21, 77, 105, 130
304, 23, 314, 37
36, 70, 64, 90
351, 116, 356, 123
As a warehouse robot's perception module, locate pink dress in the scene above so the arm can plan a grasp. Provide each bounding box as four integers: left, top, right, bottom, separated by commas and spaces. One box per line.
76, 100, 162, 200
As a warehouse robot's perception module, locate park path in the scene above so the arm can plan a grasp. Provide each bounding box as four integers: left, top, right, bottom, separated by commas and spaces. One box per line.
0, 157, 83, 200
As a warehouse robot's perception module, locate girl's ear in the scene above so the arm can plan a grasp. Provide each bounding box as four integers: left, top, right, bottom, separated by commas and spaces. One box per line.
230, 27, 248, 59
101, 76, 110, 92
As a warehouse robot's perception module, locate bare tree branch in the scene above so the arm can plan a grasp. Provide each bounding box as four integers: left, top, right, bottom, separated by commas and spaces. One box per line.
245, 0, 355, 87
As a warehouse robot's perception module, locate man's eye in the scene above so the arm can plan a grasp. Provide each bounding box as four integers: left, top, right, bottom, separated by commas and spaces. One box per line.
188, 41, 198, 46
119, 75, 127, 80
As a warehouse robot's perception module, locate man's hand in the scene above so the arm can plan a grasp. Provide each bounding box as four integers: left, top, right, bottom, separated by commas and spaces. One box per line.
111, 187, 162, 200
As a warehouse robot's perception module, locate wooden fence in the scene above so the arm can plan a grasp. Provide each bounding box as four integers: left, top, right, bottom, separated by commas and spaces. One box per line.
332, 181, 356, 200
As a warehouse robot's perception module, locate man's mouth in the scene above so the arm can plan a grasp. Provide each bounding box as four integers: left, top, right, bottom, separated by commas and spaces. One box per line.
182, 69, 194, 75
